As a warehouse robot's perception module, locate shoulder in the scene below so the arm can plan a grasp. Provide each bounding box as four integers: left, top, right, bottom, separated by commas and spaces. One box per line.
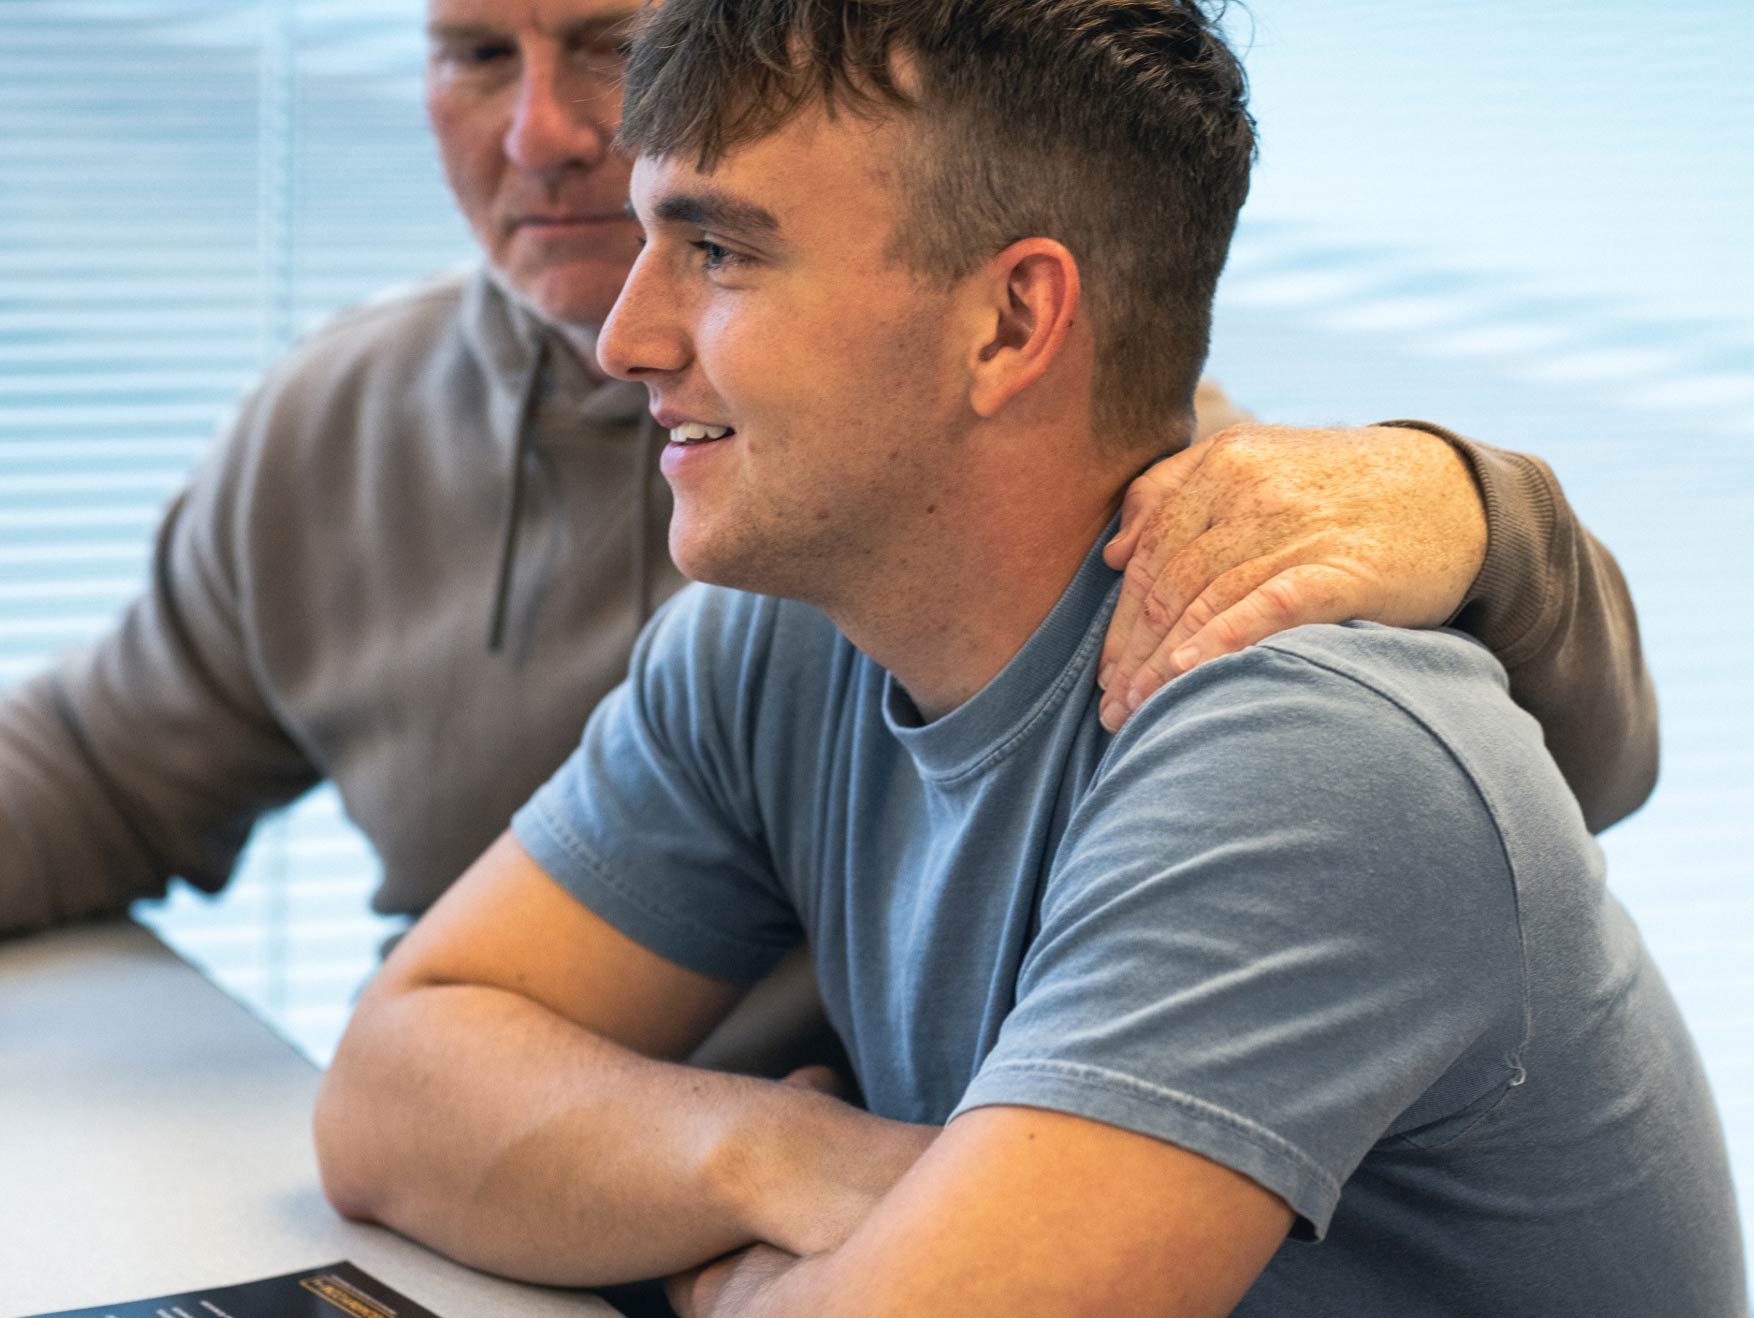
1072, 620, 1553, 1027
205, 268, 475, 459
274, 267, 473, 379
1076, 622, 1547, 914
1254, 619, 1514, 721
1109, 621, 1543, 810
994, 626, 1541, 1230
183, 270, 483, 532
237, 267, 477, 428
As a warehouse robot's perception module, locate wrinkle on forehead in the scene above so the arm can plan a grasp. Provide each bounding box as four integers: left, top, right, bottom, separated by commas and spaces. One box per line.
427, 0, 639, 37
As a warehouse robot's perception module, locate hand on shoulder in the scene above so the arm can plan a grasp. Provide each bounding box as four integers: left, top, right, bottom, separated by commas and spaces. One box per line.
1099, 422, 1486, 731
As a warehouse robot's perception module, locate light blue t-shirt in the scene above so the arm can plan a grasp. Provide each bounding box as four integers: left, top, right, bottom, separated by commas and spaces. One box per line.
514, 535, 1743, 1315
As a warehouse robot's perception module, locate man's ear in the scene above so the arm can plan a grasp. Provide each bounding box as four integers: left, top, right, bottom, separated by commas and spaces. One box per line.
967, 238, 1081, 420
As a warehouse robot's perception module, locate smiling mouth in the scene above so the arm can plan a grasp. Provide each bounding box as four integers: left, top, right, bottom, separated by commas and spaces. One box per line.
668, 423, 736, 446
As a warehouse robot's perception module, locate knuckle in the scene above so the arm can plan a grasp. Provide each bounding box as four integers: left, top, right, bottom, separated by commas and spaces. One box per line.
1210, 424, 1269, 465
1203, 431, 1244, 475
1207, 607, 1252, 652
1122, 553, 1161, 594
1138, 588, 1177, 634
1255, 574, 1304, 625
1179, 590, 1219, 631
1130, 527, 1162, 566
1135, 648, 1172, 689
1303, 561, 1360, 613
1130, 558, 1202, 637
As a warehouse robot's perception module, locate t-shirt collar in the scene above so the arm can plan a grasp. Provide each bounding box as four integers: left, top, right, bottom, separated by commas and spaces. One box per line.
883, 516, 1122, 782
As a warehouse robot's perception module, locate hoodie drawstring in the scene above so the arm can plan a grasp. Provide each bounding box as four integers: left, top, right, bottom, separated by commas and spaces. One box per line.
487, 338, 549, 653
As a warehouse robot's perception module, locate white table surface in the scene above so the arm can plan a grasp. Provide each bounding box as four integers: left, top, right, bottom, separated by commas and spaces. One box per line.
0, 920, 622, 1317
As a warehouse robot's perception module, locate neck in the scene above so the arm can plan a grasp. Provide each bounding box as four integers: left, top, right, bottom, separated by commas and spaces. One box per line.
483, 264, 606, 379
820, 449, 1133, 722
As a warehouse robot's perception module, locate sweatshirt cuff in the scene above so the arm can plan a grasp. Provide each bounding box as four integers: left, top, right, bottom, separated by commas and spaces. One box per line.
1374, 419, 1561, 670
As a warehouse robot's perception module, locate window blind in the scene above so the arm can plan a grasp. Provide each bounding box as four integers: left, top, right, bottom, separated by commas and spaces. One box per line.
2, 0, 1748, 1277
0, 0, 472, 1060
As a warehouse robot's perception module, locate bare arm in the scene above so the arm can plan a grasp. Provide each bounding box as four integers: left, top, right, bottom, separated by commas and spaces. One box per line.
314, 832, 933, 1286
670, 1105, 1293, 1318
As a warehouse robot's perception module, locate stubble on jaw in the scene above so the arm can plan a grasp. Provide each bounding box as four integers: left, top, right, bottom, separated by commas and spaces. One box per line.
672, 287, 970, 616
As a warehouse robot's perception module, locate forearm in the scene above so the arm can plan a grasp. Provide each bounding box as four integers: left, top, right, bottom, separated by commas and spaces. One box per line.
316, 981, 930, 1286
1498, 523, 1657, 831
2, 484, 327, 938
0, 671, 167, 937
679, 1105, 1287, 1318
318, 980, 770, 1284
1405, 424, 1659, 829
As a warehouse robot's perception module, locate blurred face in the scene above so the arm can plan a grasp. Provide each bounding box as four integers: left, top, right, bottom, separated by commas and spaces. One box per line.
425, 0, 643, 327
598, 106, 971, 601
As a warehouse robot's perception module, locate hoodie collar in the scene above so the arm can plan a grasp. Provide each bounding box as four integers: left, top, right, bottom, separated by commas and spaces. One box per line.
464, 264, 659, 654
462, 264, 648, 452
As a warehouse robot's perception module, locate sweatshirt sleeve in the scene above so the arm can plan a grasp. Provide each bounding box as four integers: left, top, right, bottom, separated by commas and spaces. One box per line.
1382, 420, 1659, 833
0, 397, 321, 939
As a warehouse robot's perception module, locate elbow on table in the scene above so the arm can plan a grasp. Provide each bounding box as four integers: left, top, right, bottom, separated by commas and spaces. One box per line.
311, 1042, 393, 1224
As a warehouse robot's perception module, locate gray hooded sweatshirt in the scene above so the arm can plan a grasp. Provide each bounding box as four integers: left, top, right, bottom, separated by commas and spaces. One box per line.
0, 267, 1655, 935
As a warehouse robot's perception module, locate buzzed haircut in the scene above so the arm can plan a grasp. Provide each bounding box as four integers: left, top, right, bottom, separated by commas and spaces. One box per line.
618, 0, 1256, 452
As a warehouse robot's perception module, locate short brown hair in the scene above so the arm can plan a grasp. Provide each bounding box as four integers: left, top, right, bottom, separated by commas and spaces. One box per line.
619, 0, 1255, 451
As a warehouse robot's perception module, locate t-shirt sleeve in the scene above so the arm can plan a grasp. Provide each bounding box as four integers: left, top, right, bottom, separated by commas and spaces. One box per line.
512, 585, 802, 983
951, 633, 1528, 1236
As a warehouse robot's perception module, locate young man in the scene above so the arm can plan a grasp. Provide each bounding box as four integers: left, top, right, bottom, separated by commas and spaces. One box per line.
0, 0, 1655, 950
315, 1, 1743, 1313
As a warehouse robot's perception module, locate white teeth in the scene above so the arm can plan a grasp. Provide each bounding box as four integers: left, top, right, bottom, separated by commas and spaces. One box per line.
669, 423, 732, 443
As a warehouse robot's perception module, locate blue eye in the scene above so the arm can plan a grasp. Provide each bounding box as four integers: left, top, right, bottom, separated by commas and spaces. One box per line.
692, 240, 749, 272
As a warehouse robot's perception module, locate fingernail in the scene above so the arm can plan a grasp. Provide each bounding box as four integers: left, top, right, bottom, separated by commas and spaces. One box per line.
1172, 644, 1199, 671
1100, 701, 1121, 733
1098, 663, 1114, 691
1126, 687, 1143, 712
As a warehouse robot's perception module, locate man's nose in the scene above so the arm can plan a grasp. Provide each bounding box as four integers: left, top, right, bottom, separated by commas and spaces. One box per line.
503, 60, 611, 174
597, 251, 691, 382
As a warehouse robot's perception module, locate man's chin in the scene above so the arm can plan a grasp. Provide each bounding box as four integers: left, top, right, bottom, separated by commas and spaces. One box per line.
669, 524, 774, 596
495, 260, 631, 334
669, 535, 742, 592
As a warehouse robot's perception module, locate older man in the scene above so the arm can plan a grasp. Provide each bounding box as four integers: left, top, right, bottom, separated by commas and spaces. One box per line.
1, 0, 1651, 973
314, 0, 1739, 1313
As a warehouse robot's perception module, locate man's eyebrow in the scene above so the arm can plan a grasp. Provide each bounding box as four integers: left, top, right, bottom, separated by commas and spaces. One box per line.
649, 190, 783, 243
